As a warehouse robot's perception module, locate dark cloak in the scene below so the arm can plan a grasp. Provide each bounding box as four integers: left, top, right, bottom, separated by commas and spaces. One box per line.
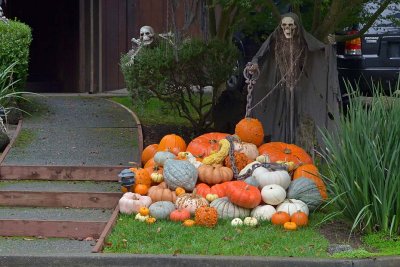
249, 13, 340, 153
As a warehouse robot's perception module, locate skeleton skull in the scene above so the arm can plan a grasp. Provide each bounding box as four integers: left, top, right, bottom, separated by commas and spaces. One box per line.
281, 17, 296, 39
140, 26, 155, 46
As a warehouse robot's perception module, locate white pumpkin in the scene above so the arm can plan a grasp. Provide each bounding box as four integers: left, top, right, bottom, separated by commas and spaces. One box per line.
231, 218, 243, 227
243, 217, 258, 227
119, 192, 152, 215
238, 161, 259, 176
276, 199, 309, 216
252, 166, 291, 189
233, 141, 259, 160
251, 205, 276, 221
261, 184, 286, 205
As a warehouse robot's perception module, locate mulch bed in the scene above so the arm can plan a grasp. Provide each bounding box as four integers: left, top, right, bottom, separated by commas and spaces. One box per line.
141, 124, 195, 148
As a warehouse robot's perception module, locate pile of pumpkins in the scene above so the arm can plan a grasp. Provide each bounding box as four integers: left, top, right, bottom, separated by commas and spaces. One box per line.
118, 117, 327, 230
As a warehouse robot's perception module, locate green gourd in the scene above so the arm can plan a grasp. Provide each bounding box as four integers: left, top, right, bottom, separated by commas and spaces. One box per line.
149, 201, 176, 219
210, 197, 250, 219
287, 178, 322, 211
163, 159, 198, 191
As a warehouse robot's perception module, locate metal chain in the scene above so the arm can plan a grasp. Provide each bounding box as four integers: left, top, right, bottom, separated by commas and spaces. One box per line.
226, 135, 240, 179
243, 63, 260, 118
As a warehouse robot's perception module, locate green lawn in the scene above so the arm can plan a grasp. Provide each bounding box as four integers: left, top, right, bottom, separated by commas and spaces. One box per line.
111, 96, 194, 126
104, 213, 329, 257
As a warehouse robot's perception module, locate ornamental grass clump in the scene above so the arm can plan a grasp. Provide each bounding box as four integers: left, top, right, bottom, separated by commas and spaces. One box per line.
322, 84, 400, 236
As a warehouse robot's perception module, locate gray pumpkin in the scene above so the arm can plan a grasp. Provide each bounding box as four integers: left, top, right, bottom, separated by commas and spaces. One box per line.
287, 178, 322, 211
149, 201, 176, 219
163, 159, 198, 191
154, 151, 176, 166
210, 197, 251, 219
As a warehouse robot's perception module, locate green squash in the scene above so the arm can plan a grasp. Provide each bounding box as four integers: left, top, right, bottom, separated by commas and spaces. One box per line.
287, 178, 322, 211
163, 159, 198, 191
153, 151, 176, 166
210, 197, 250, 219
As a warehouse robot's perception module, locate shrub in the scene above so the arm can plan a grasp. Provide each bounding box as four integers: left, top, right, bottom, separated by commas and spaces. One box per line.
322, 85, 400, 235
0, 20, 32, 91
120, 38, 238, 134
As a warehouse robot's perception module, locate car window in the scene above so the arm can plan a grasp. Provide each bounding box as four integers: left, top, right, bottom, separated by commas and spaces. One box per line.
364, 2, 400, 34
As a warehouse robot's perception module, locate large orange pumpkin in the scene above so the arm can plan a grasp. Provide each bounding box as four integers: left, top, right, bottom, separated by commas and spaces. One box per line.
141, 144, 159, 166
144, 158, 156, 169
186, 132, 229, 161
195, 183, 228, 198
235, 118, 264, 146
158, 134, 187, 155
293, 164, 327, 199
225, 181, 261, 209
258, 142, 313, 165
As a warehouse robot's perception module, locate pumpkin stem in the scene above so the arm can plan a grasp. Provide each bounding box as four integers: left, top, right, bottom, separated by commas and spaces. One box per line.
283, 148, 292, 154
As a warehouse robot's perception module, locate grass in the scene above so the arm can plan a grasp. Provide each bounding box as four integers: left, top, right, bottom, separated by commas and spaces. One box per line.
104, 213, 329, 257
111, 96, 192, 126
12, 128, 36, 148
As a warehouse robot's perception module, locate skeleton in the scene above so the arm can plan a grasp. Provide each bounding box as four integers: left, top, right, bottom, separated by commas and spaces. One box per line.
126, 26, 156, 66
245, 15, 307, 143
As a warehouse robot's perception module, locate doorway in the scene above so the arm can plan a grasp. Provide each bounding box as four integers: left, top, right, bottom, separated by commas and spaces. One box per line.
7, 0, 79, 92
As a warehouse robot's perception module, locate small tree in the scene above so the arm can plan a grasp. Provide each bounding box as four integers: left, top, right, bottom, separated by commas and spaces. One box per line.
121, 38, 238, 134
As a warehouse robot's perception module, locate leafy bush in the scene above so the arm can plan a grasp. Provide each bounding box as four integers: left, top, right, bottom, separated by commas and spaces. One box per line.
322, 85, 400, 235
0, 20, 32, 91
120, 38, 238, 133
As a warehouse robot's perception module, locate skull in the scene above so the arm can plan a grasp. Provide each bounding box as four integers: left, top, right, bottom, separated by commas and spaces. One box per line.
281, 17, 296, 39
140, 26, 155, 46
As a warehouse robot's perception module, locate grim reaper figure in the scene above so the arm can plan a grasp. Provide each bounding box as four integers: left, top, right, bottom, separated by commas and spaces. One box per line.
246, 13, 340, 152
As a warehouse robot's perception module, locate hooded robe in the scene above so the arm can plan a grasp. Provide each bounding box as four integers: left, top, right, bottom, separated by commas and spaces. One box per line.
249, 13, 340, 152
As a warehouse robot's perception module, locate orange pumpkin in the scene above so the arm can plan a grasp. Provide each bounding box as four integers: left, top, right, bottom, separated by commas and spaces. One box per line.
194, 206, 218, 228
175, 187, 186, 196
224, 152, 252, 172
225, 181, 261, 209
198, 164, 233, 185
291, 211, 308, 227
158, 134, 187, 155
141, 144, 159, 166
170, 209, 191, 222
134, 184, 149, 195
130, 168, 152, 187
235, 118, 264, 146
182, 219, 196, 227
271, 211, 291, 225
195, 183, 228, 198
258, 142, 313, 165
144, 158, 156, 169
293, 164, 327, 199
186, 132, 229, 161
147, 182, 177, 203
139, 207, 150, 216
284, 221, 297, 230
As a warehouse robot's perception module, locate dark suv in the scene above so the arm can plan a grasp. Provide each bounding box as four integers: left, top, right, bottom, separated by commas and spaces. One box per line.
336, 3, 400, 96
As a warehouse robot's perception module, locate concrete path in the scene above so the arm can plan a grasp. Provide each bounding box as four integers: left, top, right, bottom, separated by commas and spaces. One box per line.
3, 95, 139, 166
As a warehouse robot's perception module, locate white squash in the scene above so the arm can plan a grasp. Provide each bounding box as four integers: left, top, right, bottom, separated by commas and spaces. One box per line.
276, 199, 309, 216
238, 161, 259, 176
256, 154, 270, 163
119, 192, 152, 215
135, 213, 149, 222
252, 166, 291, 189
251, 205, 276, 221
233, 141, 259, 160
231, 218, 243, 227
261, 184, 286, 205
177, 152, 203, 168
243, 217, 258, 227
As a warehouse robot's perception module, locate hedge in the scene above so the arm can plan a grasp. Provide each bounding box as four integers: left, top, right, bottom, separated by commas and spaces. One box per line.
0, 20, 32, 91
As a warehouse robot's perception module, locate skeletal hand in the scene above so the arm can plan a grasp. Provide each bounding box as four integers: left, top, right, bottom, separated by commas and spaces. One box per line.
244, 62, 260, 80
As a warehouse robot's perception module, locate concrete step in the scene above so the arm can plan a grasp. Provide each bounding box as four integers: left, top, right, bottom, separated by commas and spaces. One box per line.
0, 180, 120, 192
0, 237, 96, 255
0, 207, 113, 221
